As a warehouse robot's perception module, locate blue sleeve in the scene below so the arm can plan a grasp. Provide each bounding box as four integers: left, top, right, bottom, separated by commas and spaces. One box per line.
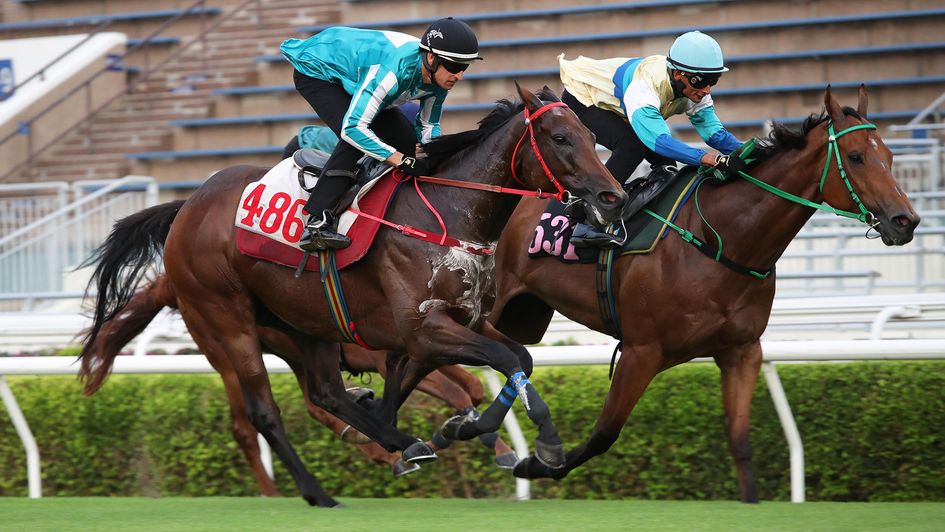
340, 65, 400, 160
631, 106, 706, 166
415, 92, 445, 143
690, 106, 742, 154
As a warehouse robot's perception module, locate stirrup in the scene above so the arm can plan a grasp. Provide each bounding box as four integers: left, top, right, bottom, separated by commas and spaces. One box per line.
299, 212, 350, 251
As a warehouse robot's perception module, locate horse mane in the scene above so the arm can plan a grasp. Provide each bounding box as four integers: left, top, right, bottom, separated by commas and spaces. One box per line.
750, 106, 863, 166
422, 87, 561, 167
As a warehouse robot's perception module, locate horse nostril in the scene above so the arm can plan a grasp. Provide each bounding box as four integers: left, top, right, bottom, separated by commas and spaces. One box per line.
892, 215, 913, 228
598, 191, 619, 205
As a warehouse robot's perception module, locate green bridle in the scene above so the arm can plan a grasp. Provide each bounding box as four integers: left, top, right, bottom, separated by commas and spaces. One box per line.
735, 120, 879, 226
646, 119, 883, 280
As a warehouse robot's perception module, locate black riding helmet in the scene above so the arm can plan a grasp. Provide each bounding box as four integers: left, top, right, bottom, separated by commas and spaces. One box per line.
419, 17, 482, 82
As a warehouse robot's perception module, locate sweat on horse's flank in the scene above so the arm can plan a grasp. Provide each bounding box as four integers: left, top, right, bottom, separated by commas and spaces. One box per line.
1, 498, 942, 531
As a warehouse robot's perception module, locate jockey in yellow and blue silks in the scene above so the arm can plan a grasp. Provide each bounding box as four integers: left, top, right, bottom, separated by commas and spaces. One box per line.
280, 18, 481, 251
559, 31, 746, 248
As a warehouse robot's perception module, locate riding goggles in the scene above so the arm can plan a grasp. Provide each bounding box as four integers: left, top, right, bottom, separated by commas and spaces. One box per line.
685, 72, 720, 89
439, 58, 470, 74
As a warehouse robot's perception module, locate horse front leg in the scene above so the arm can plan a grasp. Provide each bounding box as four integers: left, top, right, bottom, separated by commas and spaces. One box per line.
299, 340, 434, 462
417, 313, 565, 469
715, 341, 763, 503
513, 342, 663, 480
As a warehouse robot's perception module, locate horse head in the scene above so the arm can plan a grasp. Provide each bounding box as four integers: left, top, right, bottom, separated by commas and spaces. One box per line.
514, 82, 627, 225
820, 85, 920, 245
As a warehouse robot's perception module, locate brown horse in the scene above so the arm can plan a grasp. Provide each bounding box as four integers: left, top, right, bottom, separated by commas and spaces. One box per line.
79, 85, 627, 506
489, 87, 919, 502
79, 274, 517, 496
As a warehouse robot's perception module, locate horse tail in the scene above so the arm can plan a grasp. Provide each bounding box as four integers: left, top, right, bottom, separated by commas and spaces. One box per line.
77, 201, 184, 394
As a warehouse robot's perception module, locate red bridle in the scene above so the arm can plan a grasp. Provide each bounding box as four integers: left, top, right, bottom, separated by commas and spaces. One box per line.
413, 101, 571, 202
348, 101, 572, 254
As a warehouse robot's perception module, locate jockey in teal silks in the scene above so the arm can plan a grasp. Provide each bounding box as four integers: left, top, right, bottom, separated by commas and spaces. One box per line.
280, 18, 482, 251
559, 31, 746, 248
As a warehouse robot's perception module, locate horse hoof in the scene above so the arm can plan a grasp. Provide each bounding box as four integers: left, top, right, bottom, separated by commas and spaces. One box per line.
392, 459, 421, 477
439, 414, 476, 441
494, 451, 519, 470
535, 441, 566, 470
339, 425, 372, 444
403, 440, 438, 464
512, 456, 539, 479
345, 387, 375, 404
306, 495, 342, 508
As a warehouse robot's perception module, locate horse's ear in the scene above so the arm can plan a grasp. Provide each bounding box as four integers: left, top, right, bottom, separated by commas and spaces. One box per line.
824, 85, 843, 122
515, 81, 542, 113
857, 84, 869, 119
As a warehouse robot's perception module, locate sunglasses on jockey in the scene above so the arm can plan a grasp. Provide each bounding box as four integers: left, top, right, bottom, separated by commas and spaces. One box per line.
684, 72, 721, 89
438, 57, 470, 74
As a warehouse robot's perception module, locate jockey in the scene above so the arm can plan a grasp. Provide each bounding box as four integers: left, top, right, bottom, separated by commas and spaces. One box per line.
559, 31, 745, 248
280, 18, 482, 251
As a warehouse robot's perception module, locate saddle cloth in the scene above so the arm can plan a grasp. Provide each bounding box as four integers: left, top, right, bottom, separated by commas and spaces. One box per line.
528, 167, 704, 264
235, 155, 402, 271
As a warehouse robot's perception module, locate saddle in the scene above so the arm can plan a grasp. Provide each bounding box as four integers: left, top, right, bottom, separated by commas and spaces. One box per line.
234, 149, 403, 271
528, 165, 704, 264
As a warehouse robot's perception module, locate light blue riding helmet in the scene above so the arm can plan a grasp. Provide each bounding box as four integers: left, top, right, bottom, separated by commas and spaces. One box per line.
666, 31, 729, 73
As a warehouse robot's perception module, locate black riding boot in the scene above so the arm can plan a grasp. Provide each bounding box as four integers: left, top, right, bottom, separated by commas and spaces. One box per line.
299, 169, 355, 251
570, 222, 622, 249
300, 211, 350, 251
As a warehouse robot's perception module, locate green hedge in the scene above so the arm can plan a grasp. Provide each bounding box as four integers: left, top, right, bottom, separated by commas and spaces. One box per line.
0, 362, 942, 500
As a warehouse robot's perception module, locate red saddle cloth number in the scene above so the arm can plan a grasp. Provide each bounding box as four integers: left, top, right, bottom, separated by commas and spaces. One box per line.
236, 172, 401, 271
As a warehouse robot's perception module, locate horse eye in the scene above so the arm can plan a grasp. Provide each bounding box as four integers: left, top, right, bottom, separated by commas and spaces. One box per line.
552, 134, 569, 145
848, 152, 864, 164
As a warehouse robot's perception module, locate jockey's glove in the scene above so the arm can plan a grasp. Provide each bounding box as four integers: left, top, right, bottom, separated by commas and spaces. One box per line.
397, 156, 433, 177
714, 153, 747, 180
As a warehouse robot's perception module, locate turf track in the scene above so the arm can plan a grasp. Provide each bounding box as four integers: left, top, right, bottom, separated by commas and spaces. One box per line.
1, 498, 942, 531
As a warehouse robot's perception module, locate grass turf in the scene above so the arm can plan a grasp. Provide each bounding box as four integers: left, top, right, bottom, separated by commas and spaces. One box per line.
0, 498, 943, 531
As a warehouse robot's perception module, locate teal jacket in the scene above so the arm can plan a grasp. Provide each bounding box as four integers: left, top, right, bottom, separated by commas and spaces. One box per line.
281, 27, 448, 160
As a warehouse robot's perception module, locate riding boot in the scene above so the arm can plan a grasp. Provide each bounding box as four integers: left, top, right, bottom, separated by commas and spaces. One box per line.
570, 223, 622, 249
620, 164, 679, 220
300, 211, 350, 251
299, 169, 356, 251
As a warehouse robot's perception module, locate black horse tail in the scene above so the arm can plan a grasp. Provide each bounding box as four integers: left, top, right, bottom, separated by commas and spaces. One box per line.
77, 200, 185, 394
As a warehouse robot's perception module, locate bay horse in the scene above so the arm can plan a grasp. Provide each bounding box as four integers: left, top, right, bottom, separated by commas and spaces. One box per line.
79, 85, 627, 507
79, 273, 517, 496
489, 87, 919, 502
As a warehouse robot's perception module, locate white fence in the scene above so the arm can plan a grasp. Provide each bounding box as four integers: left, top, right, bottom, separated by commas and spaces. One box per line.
0, 177, 158, 308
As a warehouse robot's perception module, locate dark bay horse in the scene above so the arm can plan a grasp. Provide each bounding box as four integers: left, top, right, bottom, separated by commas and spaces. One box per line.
79, 274, 517, 496
489, 87, 919, 502
80, 85, 627, 506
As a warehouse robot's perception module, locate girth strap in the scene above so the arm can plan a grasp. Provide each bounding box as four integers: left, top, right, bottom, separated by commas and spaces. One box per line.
595, 244, 624, 380
318, 250, 376, 350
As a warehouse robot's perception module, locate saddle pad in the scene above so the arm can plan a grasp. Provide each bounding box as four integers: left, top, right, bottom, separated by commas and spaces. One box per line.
528, 167, 703, 264
235, 157, 401, 271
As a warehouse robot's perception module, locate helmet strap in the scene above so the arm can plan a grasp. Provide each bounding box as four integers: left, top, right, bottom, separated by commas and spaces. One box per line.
668, 68, 685, 99
422, 52, 446, 89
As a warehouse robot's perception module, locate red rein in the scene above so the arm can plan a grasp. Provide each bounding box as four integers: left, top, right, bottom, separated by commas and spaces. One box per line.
351, 101, 571, 255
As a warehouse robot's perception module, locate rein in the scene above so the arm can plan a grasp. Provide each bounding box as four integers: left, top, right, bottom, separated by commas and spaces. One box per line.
353, 101, 572, 255
657, 119, 880, 278
736, 121, 879, 226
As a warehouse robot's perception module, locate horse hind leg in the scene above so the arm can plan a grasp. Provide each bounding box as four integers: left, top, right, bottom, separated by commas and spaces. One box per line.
177, 299, 338, 507
208, 356, 281, 497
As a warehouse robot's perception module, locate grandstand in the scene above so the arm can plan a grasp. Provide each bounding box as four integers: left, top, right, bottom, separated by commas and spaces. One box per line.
0, 0, 943, 304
